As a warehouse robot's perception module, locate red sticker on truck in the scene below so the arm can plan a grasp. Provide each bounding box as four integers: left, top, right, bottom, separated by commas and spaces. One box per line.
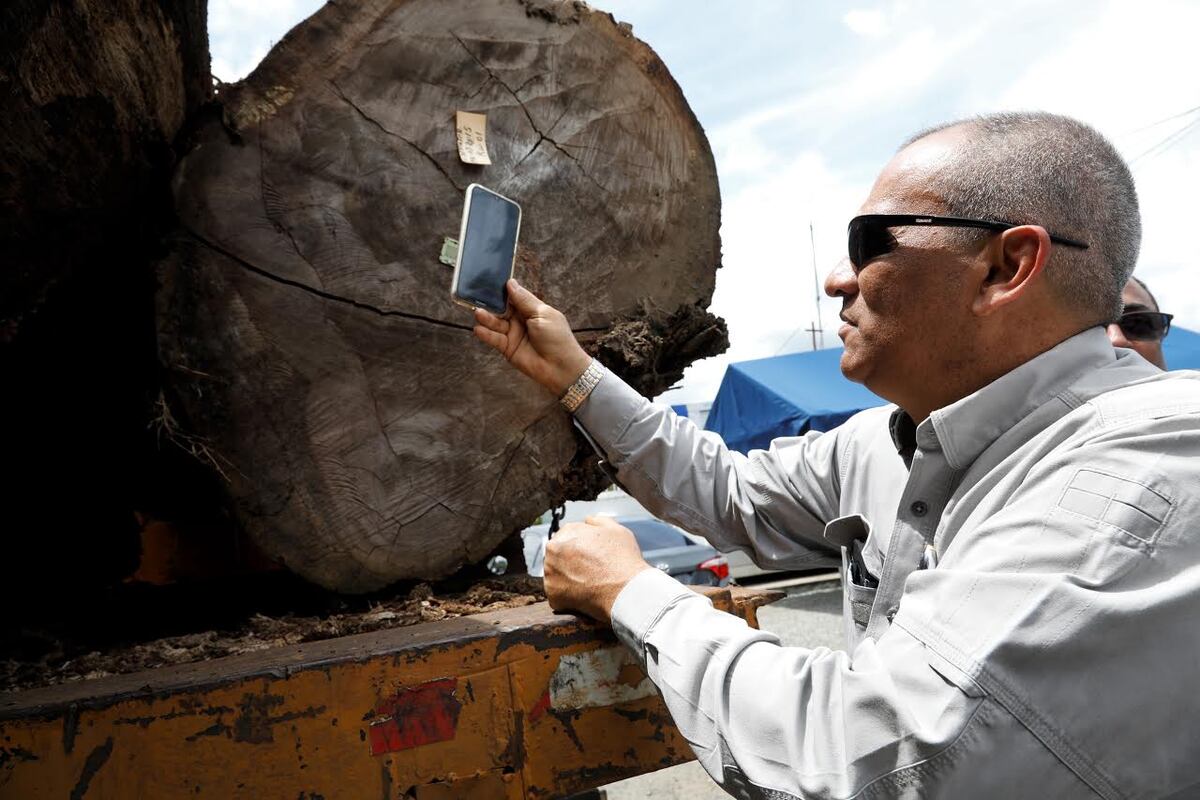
367, 677, 462, 755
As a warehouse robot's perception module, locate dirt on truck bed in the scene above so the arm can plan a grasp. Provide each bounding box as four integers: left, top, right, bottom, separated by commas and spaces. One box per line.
0, 575, 545, 693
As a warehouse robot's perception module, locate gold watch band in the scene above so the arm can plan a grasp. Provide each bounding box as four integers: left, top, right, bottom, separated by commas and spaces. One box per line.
559, 359, 605, 413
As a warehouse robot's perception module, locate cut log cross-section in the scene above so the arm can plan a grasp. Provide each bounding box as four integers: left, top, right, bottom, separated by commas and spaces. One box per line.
158, 0, 726, 592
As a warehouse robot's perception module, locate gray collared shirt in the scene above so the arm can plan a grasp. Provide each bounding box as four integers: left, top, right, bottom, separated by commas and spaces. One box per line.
575, 328, 1200, 799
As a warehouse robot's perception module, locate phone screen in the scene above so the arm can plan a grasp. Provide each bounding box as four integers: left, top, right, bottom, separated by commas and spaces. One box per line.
454, 185, 521, 314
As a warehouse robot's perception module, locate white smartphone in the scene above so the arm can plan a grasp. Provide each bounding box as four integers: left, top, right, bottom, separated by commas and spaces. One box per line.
450, 183, 522, 315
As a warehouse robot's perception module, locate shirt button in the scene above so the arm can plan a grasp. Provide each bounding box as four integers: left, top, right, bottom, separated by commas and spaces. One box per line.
911, 500, 929, 517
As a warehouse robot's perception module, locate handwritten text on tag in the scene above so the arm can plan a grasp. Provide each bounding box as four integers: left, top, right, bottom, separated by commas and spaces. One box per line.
455, 111, 492, 165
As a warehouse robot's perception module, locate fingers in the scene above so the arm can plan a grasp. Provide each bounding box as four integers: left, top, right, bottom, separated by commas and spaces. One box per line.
506, 279, 545, 316
584, 515, 620, 528
473, 325, 507, 352
473, 307, 509, 333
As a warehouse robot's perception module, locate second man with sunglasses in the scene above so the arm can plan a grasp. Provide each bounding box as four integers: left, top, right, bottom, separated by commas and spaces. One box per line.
1108, 276, 1171, 368
473, 111, 1200, 798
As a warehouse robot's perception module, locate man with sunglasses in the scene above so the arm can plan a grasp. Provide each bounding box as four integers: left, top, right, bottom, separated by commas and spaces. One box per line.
474, 111, 1200, 798
1108, 276, 1171, 368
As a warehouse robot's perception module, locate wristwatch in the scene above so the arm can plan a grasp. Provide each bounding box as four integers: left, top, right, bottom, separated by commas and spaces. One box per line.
559, 358, 605, 413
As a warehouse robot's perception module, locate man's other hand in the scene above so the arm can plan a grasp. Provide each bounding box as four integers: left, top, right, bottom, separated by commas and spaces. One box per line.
473, 279, 593, 396
544, 516, 653, 625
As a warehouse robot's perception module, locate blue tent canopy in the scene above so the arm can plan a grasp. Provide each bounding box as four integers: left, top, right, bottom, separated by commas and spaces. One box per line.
704, 327, 1200, 455
705, 347, 886, 454
1164, 325, 1200, 370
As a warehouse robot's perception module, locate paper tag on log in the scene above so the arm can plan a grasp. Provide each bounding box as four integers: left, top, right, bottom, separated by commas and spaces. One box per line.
455, 111, 492, 165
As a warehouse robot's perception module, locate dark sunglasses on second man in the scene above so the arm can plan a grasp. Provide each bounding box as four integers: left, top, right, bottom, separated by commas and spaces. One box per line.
1114, 310, 1173, 342
847, 214, 1090, 271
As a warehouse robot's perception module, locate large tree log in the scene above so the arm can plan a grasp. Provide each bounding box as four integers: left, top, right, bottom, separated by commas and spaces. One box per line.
1, 0, 209, 329
158, 0, 726, 592
0, 0, 212, 602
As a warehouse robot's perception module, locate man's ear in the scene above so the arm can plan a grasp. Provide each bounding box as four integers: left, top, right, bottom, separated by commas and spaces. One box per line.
971, 225, 1051, 316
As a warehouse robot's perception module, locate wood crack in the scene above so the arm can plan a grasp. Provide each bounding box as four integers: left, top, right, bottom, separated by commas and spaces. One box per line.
451, 33, 609, 194
365, 382, 400, 459
258, 129, 326, 288
481, 407, 556, 535
181, 226, 475, 332
513, 137, 543, 170
328, 80, 464, 192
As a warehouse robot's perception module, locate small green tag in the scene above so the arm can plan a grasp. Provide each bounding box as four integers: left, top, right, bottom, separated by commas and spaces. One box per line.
439, 237, 459, 267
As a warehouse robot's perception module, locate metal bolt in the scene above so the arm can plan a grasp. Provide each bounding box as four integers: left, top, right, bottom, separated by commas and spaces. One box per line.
487, 555, 509, 575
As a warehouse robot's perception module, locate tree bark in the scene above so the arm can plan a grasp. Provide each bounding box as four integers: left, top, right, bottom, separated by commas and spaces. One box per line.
158, 0, 727, 592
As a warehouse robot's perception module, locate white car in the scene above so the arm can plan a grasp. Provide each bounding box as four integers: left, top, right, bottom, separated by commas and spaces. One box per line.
522, 516, 730, 586
521, 487, 833, 583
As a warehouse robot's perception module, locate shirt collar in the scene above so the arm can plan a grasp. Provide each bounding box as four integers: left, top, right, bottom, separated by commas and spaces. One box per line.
888, 327, 1117, 470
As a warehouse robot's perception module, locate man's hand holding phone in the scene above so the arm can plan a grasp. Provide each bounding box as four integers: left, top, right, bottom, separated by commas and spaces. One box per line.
473, 279, 592, 396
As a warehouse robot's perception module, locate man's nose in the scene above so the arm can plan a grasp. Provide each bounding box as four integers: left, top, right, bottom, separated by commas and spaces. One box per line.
824, 258, 857, 298
1107, 322, 1131, 348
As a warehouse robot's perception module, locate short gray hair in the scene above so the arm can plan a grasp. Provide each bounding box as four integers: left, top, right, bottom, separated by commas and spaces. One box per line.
903, 112, 1140, 324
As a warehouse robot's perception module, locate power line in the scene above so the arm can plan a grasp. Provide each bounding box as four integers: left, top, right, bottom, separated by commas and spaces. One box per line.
1132, 113, 1200, 164
775, 220, 826, 356
773, 325, 804, 356
809, 222, 824, 350
1124, 103, 1200, 136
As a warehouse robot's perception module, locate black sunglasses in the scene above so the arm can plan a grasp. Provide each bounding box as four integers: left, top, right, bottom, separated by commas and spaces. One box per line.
1115, 310, 1172, 342
848, 214, 1090, 270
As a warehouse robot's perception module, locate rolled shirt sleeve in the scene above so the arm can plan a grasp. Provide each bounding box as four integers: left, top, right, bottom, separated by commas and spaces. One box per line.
591, 339, 1200, 798
610, 568, 1093, 798
574, 369, 844, 569
606, 421, 1200, 798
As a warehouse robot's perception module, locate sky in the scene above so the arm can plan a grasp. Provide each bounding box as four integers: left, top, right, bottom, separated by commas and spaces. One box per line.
209, 0, 1200, 404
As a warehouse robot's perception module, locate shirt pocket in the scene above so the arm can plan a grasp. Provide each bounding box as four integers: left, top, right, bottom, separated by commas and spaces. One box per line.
1048, 467, 1173, 582
1056, 468, 1171, 552
827, 515, 879, 631
844, 565, 878, 630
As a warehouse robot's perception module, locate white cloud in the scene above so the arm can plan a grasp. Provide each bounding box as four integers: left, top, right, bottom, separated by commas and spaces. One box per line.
207, 0, 1200, 404
667, 0, 1200, 401
658, 149, 869, 404
991, 0, 1200, 332
208, 0, 324, 81
843, 8, 888, 38
661, 5, 1006, 403
708, 14, 993, 183
210, 44, 269, 84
